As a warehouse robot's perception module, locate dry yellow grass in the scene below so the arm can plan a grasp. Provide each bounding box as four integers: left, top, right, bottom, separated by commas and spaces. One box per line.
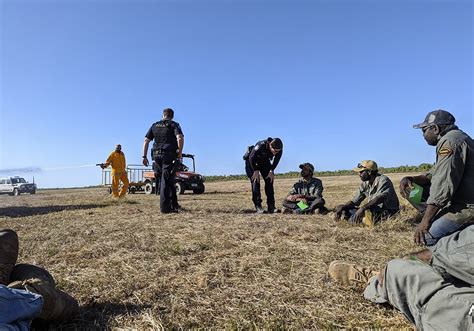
0, 173, 420, 330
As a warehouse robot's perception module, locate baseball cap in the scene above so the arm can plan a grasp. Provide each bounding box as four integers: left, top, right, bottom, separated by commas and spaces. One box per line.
299, 162, 314, 172
353, 160, 378, 173
413, 110, 455, 129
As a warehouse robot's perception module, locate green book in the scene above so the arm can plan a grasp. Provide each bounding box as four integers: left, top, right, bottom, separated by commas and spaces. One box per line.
297, 200, 309, 210
409, 183, 423, 204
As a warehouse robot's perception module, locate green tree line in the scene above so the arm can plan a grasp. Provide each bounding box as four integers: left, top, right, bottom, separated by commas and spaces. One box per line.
204, 163, 433, 182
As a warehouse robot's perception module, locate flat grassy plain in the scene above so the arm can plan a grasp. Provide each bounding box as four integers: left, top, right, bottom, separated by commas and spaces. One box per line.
0, 174, 420, 330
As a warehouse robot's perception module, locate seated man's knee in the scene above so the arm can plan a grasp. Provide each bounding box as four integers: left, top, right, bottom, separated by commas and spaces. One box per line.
385, 259, 421, 283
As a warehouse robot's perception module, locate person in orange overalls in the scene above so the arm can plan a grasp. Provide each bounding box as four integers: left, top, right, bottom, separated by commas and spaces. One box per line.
101, 144, 129, 198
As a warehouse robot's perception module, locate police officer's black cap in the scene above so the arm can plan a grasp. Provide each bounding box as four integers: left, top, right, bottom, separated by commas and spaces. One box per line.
299, 162, 314, 172
413, 110, 455, 129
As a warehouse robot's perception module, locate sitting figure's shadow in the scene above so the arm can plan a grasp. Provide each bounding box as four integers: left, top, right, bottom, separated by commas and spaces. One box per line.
32, 301, 153, 330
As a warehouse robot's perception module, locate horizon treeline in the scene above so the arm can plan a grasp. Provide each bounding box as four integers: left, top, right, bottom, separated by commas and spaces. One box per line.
204, 163, 433, 182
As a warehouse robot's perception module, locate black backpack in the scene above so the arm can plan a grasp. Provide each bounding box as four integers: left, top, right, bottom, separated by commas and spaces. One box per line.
242, 145, 254, 160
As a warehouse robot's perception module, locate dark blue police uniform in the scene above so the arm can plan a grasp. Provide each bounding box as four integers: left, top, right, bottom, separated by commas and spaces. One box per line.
244, 137, 282, 211
145, 120, 183, 213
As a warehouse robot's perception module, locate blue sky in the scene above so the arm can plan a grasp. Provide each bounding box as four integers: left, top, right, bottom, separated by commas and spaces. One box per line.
0, 0, 472, 188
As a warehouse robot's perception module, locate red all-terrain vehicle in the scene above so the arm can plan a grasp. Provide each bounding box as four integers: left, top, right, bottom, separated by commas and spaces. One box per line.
142, 154, 205, 195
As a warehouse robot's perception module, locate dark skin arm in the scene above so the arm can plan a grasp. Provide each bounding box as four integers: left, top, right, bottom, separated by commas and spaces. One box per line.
399, 175, 431, 199
286, 194, 309, 204
334, 201, 355, 221
414, 204, 440, 245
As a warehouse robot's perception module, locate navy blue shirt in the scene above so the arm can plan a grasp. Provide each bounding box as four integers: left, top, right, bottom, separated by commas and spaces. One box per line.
145, 120, 183, 153
248, 138, 282, 171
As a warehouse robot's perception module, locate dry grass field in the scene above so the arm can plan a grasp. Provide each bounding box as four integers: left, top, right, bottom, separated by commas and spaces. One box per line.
0, 173, 421, 330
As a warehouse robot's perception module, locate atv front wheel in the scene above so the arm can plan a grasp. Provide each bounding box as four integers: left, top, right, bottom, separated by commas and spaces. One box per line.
175, 182, 185, 195
193, 185, 205, 194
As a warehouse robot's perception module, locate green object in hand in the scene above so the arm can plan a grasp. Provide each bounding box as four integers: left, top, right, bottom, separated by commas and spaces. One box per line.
297, 201, 309, 210
409, 183, 423, 204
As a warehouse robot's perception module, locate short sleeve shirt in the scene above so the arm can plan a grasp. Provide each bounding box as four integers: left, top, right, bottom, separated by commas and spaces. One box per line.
289, 177, 323, 200
145, 120, 183, 141
145, 120, 183, 153
248, 138, 283, 171
426, 129, 474, 208
351, 174, 400, 211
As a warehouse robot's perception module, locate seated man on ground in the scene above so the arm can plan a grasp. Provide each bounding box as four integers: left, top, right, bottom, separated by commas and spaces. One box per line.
328, 225, 474, 330
282, 163, 327, 214
399, 109, 474, 246
0, 229, 78, 329
334, 160, 399, 226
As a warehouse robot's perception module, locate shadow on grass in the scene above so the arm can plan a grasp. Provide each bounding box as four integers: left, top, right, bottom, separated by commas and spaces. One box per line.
32, 302, 153, 330
202, 190, 241, 195
80, 301, 154, 329
201, 208, 259, 214
0, 204, 107, 218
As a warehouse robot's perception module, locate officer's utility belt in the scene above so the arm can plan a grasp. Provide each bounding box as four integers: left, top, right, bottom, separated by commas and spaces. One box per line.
152, 148, 177, 159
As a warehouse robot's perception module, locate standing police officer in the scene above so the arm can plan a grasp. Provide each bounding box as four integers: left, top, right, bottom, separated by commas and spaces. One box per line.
244, 137, 283, 213
142, 108, 184, 213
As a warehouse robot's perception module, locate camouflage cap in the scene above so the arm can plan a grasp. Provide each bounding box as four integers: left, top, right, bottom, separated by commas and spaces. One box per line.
299, 162, 314, 172
353, 160, 378, 173
413, 109, 455, 129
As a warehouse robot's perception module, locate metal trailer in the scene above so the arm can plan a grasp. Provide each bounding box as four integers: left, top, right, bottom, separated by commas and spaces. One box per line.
100, 164, 152, 194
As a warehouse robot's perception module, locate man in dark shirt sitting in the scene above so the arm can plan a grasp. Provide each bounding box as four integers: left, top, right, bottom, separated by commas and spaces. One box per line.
282, 163, 327, 214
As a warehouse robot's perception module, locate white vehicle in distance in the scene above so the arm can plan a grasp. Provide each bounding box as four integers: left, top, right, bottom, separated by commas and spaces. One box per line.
0, 176, 37, 196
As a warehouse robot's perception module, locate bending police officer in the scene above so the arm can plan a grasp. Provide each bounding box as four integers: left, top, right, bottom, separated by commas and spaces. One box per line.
244, 137, 283, 213
143, 108, 184, 213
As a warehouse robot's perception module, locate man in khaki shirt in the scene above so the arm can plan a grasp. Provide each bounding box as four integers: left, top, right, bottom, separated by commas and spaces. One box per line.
400, 110, 474, 246
334, 160, 399, 225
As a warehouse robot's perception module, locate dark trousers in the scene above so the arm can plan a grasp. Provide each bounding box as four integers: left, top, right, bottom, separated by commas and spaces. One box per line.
154, 175, 178, 209
153, 153, 177, 213
245, 159, 275, 210
282, 198, 326, 213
